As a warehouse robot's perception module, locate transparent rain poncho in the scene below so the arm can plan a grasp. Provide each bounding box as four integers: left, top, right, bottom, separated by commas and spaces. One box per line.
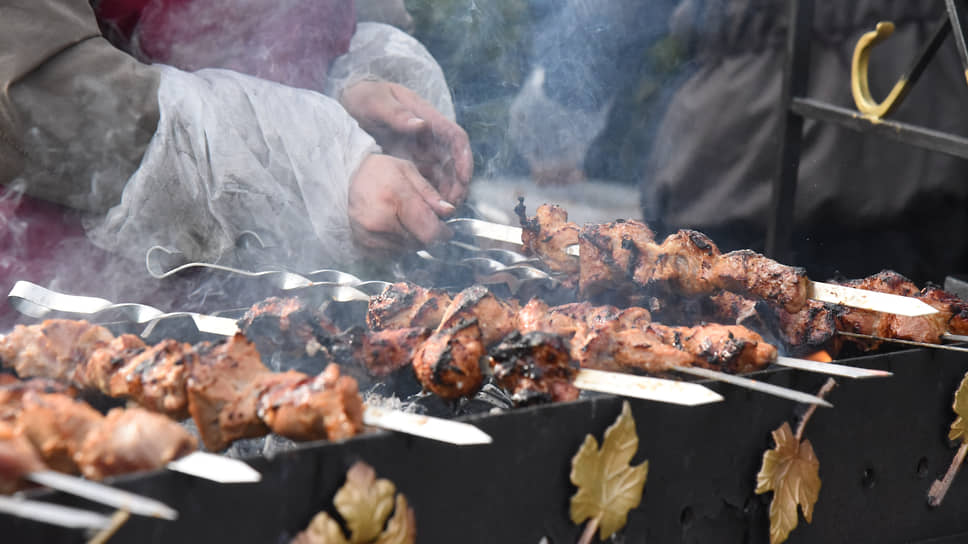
86, 23, 455, 271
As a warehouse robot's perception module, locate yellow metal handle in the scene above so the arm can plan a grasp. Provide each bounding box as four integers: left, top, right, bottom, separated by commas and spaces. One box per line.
851, 21, 910, 119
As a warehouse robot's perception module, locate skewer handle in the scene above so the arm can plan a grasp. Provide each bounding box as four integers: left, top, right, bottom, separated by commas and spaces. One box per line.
928, 441, 968, 507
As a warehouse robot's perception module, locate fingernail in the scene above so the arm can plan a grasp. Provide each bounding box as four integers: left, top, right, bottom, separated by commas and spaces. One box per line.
407, 117, 426, 126
438, 199, 456, 211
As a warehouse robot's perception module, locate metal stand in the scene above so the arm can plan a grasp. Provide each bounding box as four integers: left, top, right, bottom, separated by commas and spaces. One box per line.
767, 0, 968, 263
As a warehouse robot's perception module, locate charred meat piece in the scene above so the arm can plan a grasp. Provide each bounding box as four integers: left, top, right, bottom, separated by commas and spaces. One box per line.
648, 323, 777, 374
709, 250, 809, 314
650, 230, 720, 295
239, 296, 340, 353
14, 392, 104, 474
108, 339, 196, 419
487, 331, 579, 405
0, 422, 45, 494
775, 301, 842, 355
76, 334, 146, 394
74, 407, 197, 481
578, 324, 699, 373
187, 334, 274, 451
0, 320, 115, 381
437, 285, 519, 346
258, 364, 364, 442
579, 220, 657, 296
833, 271, 948, 350
843, 270, 920, 296
0, 378, 75, 424
516, 202, 580, 275
921, 286, 968, 335
367, 282, 452, 331
412, 319, 485, 400
350, 327, 432, 377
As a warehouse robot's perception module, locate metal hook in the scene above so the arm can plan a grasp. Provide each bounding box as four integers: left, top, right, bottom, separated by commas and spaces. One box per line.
851, 21, 911, 119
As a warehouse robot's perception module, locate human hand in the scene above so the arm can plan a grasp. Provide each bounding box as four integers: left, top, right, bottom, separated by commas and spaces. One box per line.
340, 80, 472, 206
348, 153, 455, 255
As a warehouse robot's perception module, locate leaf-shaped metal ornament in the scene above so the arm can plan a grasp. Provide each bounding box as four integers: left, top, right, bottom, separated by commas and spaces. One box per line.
928, 371, 968, 506
755, 422, 822, 544
569, 401, 649, 541
290, 461, 415, 544
948, 372, 968, 442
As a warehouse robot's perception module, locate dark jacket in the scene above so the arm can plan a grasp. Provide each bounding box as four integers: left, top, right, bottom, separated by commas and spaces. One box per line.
643, 0, 968, 284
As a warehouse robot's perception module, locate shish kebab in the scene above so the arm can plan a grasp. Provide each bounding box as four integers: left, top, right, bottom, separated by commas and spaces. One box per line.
0, 375, 178, 520
8, 281, 727, 407
236, 288, 834, 406
446, 203, 938, 317
0, 320, 492, 451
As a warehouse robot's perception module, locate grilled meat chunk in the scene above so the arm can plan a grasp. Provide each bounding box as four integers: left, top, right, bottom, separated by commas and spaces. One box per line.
239, 296, 340, 353
648, 323, 776, 374
0, 422, 45, 493
108, 339, 196, 419
77, 334, 147, 394
650, 230, 720, 295
74, 407, 196, 480
0, 320, 114, 381
187, 334, 273, 451
579, 220, 657, 296
516, 202, 580, 275
412, 319, 484, 400
487, 331, 579, 405
350, 327, 432, 377
438, 285, 519, 346
921, 286, 968, 335
14, 392, 103, 473
258, 364, 364, 442
367, 282, 452, 331
709, 250, 809, 314
0, 378, 75, 424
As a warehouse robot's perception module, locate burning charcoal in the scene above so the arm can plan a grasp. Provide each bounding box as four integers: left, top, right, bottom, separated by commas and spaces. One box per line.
487, 331, 579, 406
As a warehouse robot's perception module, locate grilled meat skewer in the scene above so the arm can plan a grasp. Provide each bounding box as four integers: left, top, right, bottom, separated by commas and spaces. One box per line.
518, 203, 808, 313
0, 381, 196, 481
1, 322, 365, 452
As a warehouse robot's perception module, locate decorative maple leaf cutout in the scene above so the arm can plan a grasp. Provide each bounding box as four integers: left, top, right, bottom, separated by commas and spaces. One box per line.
755, 422, 821, 544
948, 372, 968, 442
927, 371, 968, 506
570, 401, 649, 541
291, 461, 415, 544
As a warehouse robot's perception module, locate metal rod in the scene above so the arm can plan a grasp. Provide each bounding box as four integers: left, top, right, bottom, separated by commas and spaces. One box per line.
766, 0, 814, 262
945, 0, 968, 79
26, 471, 177, 520
0, 495, 112, 530
791, 97, 968, 161
944, 333, 968, 343
774, 356, 892, 379
838, 331, 968, 353
672, 365, 833, 406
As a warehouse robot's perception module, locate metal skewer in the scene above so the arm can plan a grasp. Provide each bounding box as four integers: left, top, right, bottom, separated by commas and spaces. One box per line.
24, 471, 178, 520
773, 356, 892, 379
0, 495, 113, 530
362, 406, 492, 445
447, 218, 940, 317
838, 331, 968, 353
574, 369, 723, 405
944, 333, 968, 343
671, 366, 834, 407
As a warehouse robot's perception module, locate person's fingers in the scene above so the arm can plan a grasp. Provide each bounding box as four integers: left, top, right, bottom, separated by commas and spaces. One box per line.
401, 162, 457, 217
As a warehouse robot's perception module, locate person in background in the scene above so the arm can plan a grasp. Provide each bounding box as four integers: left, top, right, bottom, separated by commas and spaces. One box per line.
508, 0, 968, 284
0, 0, 471, 326
644, 0, 968, 285
507, 0, 680, 185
